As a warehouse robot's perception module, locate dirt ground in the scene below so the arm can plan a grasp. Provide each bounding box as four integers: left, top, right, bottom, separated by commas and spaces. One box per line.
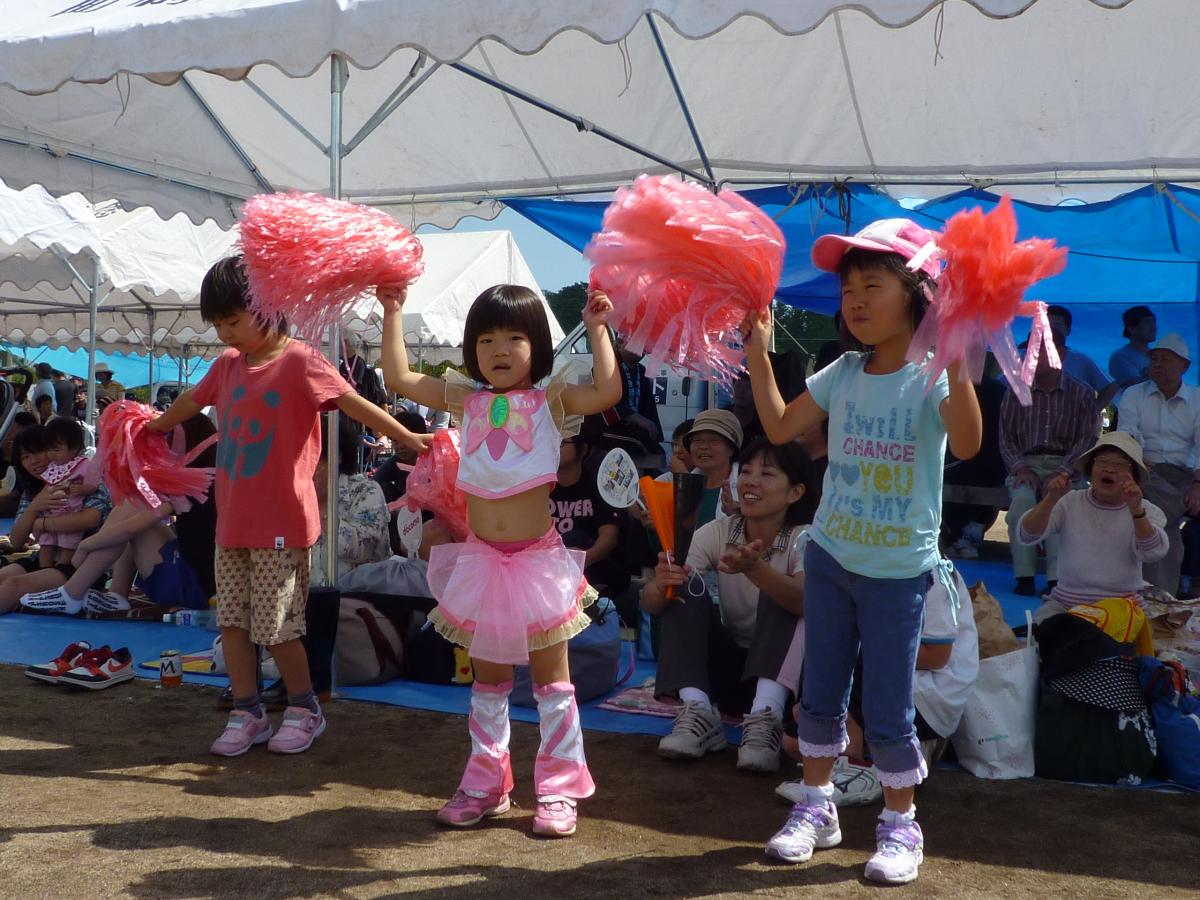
0, 667, 1196, 899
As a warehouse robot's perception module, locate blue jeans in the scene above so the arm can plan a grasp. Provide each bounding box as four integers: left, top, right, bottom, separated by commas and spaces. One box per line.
797, 540, 929, 785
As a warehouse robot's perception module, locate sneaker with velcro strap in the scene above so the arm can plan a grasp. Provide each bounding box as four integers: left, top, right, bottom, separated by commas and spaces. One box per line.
57, 646, 135, 690
25, 641, 92, 684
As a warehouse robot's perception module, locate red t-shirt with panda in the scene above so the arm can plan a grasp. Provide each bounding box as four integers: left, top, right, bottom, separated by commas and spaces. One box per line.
191, 339, 350, 549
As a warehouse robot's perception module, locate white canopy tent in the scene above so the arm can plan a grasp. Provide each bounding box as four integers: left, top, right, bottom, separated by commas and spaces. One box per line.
0, 0, 1160, 586
0, 0, 1175, 234
343, 229, 561, 365
0, 178, 235, 414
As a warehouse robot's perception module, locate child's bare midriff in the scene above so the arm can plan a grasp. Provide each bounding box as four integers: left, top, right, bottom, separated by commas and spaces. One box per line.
466, 485, 553, 543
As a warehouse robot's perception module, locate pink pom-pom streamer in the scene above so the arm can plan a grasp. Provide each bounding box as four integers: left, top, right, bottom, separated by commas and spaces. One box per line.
87, 401, 214, 511
907, 196, 1067, 405
402, 429, 469, 542
585, 175, 785, 384
239, 191, 424, 341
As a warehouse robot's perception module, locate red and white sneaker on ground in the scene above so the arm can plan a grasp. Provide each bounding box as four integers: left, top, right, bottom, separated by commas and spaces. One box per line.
25, 641, 92, 684
57, 646, 135, 690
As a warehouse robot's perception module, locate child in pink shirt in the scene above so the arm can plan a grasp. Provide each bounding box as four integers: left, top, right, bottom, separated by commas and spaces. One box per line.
151, 256, 430, 757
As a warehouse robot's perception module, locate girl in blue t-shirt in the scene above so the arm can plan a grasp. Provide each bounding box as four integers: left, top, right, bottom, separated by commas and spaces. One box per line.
744, 219, 982, 885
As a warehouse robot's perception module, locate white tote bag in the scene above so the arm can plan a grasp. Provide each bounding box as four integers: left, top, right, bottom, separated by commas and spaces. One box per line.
951, 611, 1038, 779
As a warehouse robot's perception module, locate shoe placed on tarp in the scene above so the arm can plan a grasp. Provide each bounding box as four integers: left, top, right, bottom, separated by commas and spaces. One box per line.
25, 641, 92, 684
58, 647, 135, 690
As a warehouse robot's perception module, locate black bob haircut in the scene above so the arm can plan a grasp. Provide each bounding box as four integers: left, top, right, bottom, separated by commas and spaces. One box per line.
461, 285, 554, 386
44, 416, 85, 454
737, 437, 820, 527
199, 256, 287, 334
835, 248, 933, 352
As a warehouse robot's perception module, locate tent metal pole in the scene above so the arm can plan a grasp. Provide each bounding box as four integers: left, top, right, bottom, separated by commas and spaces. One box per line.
449, 61, 712, 184
645, 13, 715, 187
244, 78, 329, 154
180, 76, 274, 193
147, 308, 156, 405
86, 254, 100, 426
0, 136, 247, 208
344, 56, 441, 155
325, 53, 349, 600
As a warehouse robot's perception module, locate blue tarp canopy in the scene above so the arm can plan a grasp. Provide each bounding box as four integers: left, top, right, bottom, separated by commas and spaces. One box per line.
507, 184, 1200, 380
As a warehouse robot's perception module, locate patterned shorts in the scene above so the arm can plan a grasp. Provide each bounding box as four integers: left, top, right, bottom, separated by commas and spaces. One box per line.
215, 546, 310, 646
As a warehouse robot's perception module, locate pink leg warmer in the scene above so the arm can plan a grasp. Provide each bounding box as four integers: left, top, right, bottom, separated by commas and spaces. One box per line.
533, 681, 596, 801
458, 681, 515, 797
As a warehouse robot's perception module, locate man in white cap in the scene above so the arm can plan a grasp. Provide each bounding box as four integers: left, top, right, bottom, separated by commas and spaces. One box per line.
1118, 333, 1200, 594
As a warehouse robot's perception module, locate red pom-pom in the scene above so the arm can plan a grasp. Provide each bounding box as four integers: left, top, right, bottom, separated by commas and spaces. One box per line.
403, 429, 469, 541
88, 401, 214, 510
585, 175, 785, 383
239, 191, 424, 341
908, 196, 1067, 403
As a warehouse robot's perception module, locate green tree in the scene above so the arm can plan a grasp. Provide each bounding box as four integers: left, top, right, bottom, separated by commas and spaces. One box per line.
545, 281, 588, 334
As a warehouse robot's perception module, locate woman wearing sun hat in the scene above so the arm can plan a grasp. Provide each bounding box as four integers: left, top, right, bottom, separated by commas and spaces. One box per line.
1017, 431, 1169, 623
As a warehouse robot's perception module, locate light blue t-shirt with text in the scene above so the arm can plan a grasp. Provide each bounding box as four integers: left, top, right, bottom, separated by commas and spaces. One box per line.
805, 352, 950, 579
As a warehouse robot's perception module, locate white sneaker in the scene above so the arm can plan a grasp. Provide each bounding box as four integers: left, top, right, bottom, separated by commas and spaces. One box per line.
764, 796, 841, 864
737, 710, 783, 772
19, 587, 83, 615
658, 701, 727, 759
830, 756, 883, 806
865, 817, 924, 885
82, 590, 132, 614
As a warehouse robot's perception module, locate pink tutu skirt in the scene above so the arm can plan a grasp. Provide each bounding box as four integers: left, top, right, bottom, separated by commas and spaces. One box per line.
426, 527, 594, 665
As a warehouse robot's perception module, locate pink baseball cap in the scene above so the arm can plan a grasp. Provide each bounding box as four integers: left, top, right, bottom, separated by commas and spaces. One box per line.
811, 218, 942, 279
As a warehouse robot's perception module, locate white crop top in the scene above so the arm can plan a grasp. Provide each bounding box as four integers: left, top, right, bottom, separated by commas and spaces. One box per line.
452, 387, 560, 500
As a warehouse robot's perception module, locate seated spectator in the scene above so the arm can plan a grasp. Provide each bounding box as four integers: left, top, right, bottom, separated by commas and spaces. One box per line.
641, 439, 817, 773
793, 419, 828, 501
373, 410, 431, 554
550, 425, 629, 597
685, 409, 743, 525
1000, 347, 1099, 596
1118, 333, 1199, 595
34, 394, 54, 424
607, 338, 664, 454
19, 414, 218, 615
1019, 433, 1169, 623
0, 428, 112, 613
311, 413, 391, 588
778, 565, 979, 806
942, 354, 1006, 558
652, 419, 695, 484
1108, 305, 1156, 409
1047, 304, 1118, 411
0, 411, 38, 517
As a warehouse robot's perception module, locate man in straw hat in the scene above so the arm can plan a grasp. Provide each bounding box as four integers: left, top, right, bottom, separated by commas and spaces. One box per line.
92, 362, 125, 403
1118, 333, 1200, 594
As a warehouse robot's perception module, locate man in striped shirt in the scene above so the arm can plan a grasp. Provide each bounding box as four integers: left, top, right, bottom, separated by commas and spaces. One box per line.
999, 351, 1100, 596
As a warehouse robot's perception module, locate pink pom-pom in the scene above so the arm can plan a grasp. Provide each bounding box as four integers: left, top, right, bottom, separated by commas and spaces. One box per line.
585, 175, 785, 383
403, 429, 469, 541
907, 196, 1067, 404
239, 191, 424, 341
88, 401, 214, 511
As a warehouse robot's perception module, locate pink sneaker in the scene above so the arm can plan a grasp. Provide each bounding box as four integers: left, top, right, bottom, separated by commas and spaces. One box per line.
210, 711, 273, 757
435, 790, 511, 828
532, 796, 578, 838
267, 706, 327, 754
